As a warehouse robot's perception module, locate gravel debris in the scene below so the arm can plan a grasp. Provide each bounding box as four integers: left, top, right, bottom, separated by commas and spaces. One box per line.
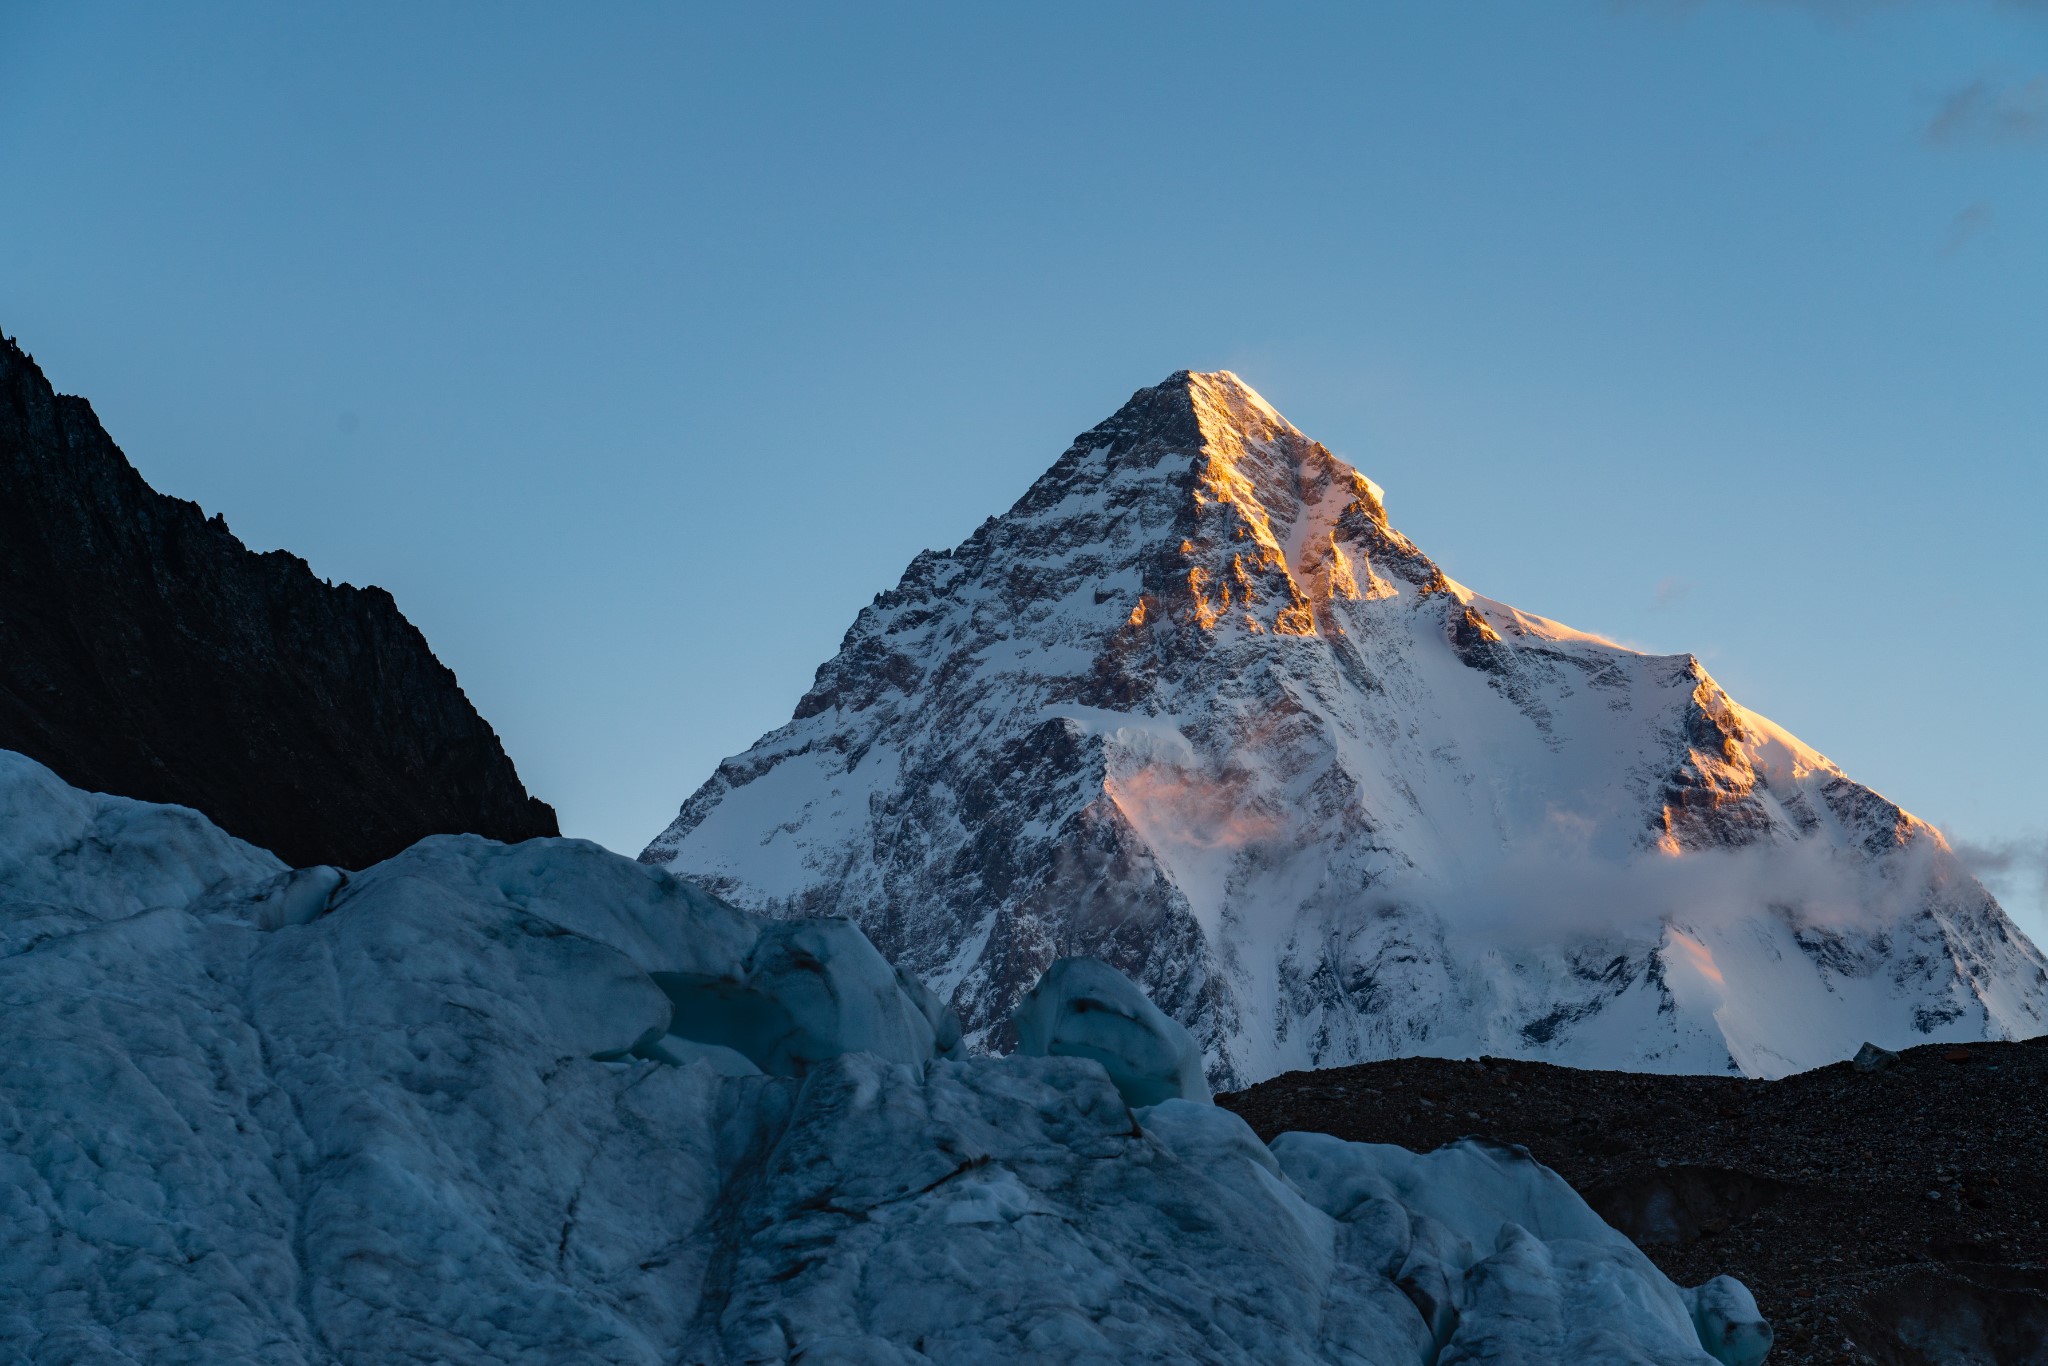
1220, 1036, 2048, 1364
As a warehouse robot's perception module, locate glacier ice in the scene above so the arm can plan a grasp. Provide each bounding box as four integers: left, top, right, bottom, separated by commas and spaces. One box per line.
1013, 955, 1211, 1106
245, 863, 347, 930
1683, 1276, 1773, 1366
0, 748, 283, 947
0, 749, 1766, 1364
654, 916, 955, 1075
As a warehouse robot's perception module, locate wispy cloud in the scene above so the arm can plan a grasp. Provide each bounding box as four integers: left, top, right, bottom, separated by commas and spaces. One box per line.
1755, 0, 2048, 18
1952, 833, 2048, 906
1377, 833, 1949, 948
1617, 1, 2048, 25
1651, 576, 1693, 611
1928, 75, 2048, 145
1942, 200, 1994, 254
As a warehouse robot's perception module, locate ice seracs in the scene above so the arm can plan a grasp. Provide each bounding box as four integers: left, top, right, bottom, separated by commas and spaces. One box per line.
1683, 1277, 1773, 1366
642, 369, 2048, 1086
0, 749, 1765, 1363
651, 915, 959, 1074
1013, 954, 1210, 1106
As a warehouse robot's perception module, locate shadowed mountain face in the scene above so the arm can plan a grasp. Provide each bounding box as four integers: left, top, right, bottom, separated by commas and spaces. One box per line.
0, 332, 556, 869
644, 370, 2048, 1088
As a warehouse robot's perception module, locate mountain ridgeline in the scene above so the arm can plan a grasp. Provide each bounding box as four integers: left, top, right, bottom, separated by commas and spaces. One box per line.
0, 333, 556, 869
644, 370, 2048, 1087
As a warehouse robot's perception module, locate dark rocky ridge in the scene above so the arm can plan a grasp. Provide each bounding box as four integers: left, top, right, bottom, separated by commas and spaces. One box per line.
1221, 1039, 2048, 1365
0, 332, 557, 869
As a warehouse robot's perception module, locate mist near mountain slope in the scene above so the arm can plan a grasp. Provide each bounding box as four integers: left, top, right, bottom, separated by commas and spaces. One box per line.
644, 371, 2048, 1087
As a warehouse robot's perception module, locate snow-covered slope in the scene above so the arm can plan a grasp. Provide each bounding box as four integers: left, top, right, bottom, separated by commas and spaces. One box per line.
643, 371, 2048, 1087
0, 749, 1766, 1364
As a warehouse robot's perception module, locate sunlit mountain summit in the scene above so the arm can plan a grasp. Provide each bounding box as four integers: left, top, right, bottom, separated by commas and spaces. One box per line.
643, 371, 2048, 1087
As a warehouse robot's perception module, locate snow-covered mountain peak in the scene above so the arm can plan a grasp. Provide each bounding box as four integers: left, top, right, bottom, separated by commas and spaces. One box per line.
644, 373, 2047, 1087
1056, 369, 1409, 640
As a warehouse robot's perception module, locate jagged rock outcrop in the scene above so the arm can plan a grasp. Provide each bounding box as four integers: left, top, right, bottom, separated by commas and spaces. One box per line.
0, 331, 556, 868
643, 370, 2048, 1087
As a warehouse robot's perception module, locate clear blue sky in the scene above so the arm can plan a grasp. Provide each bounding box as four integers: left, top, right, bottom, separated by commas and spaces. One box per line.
3, 2, 2044, 939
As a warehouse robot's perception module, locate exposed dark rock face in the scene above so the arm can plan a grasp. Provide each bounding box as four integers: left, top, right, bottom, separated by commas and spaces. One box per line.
1220, 1037, 2048, 1366
0, 332, 557, 869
